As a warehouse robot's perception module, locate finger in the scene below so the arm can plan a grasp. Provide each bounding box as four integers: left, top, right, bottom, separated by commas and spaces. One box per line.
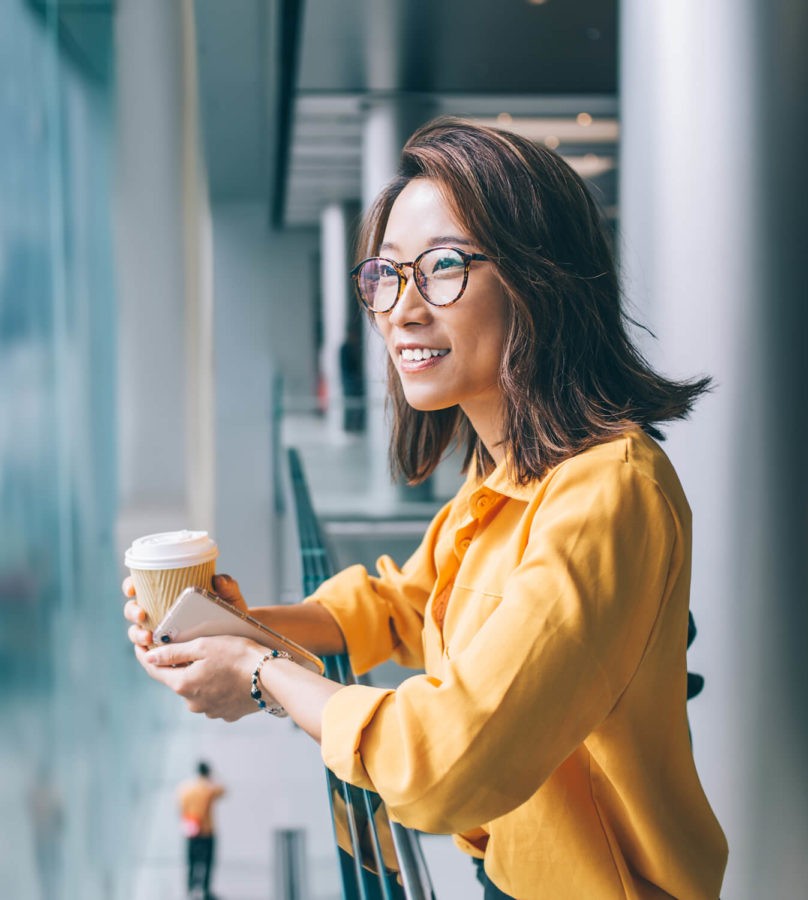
135, 644, 188, 687
124, 599, 146, 625
213, 574, 245, 606
144, 639, 204, 668
134, 643, 154, 667
127, 623, 153, 648
122, 576, 135, 597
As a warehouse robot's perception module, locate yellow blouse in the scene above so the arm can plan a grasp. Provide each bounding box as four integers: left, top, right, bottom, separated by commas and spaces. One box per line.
309, 430, 728, 899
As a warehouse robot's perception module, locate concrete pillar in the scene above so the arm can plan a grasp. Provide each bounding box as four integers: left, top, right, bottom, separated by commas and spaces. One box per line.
114, 0, 188, 529
114, 0, 214, 543
620, 1, 808, 895
360, 97, 433, 506
320, 202, 351, 440
179, 0, 215, 533
746, 1, 808, 894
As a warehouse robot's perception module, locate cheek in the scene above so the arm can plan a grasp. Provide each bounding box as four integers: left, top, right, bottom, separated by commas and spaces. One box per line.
476, 337, 506, 385
473, 310, 509, 371
474, 278, 510, 341
375, 319, 394, 352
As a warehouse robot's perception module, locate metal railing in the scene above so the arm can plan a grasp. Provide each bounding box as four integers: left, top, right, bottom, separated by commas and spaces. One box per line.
287, 448, 435, 900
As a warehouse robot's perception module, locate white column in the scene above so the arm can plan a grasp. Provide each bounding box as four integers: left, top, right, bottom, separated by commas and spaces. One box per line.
361, 98, 433, 506
180, 0, 215, 532
320, 202, 351, 440
621, 1, 751, 889
621, 1, 808, 895
114, 0, 189, 536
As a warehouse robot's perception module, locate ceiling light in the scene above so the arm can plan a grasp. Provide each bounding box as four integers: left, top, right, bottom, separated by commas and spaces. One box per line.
576, 112, 593, 127
468, 117, 619, 144
544, 135, 560, 149
497, 112, 513, 125
565, 155, 615, 179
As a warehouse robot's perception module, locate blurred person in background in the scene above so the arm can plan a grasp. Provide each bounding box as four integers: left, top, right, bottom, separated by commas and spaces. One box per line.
125, 119, 727, 899
27, 761, 64, 900
339, 327, 365, 432
177, 760, 225, 900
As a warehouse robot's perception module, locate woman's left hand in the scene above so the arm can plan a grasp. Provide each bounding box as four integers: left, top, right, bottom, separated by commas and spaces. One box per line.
137, 635, 265, 722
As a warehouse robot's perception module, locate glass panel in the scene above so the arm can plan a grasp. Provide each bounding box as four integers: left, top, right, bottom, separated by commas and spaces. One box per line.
0, 5, 166, 898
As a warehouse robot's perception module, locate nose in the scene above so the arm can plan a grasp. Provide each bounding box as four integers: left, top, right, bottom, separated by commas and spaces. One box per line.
387, 268, 431, 327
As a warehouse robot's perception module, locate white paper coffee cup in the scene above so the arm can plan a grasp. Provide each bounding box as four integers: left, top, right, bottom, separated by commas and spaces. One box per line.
124, 530, 218, 634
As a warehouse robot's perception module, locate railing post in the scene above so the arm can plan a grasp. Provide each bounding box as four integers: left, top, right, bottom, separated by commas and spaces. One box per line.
286, 447, 436, 900
272, 372, 286, 514
274, 827, 308, 900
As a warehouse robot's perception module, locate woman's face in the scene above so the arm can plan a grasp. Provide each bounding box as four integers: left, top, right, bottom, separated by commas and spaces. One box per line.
376, 178, 510, 456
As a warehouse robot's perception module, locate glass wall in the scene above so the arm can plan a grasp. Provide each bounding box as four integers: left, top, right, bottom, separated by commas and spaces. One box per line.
0, 4, 164, 898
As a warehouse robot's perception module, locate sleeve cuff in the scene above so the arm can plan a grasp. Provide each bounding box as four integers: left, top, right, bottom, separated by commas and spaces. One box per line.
321, 683, 395, 789
304, 574, 397, 675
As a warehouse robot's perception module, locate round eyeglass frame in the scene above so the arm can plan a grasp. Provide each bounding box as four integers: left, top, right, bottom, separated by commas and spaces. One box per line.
350, 246, 490, 314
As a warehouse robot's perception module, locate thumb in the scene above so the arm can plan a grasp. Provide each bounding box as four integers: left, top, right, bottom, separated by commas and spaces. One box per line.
144, 639, 203, 668
213, 573, 246, 610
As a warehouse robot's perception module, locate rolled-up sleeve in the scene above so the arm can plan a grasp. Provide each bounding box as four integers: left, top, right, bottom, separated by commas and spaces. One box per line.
320, 684, 396, 787
321, 455, 681, 834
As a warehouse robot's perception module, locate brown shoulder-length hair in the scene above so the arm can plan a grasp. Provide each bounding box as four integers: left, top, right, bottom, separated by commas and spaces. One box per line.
357, 117, 711, 485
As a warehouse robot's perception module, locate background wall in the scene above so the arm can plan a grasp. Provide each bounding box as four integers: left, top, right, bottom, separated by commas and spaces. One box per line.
211, 202, 318, 601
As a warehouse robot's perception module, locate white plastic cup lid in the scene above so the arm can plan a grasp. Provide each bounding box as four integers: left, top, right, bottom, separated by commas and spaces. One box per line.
124, 530, 218, 570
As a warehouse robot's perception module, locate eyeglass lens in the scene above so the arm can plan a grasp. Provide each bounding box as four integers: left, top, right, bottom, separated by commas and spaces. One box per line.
357, 248, 468, 312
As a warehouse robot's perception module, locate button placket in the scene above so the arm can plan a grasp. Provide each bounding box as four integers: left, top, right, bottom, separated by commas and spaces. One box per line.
430, 582, 453, 630
468, 487, 498, 522
454, 521, 477, 559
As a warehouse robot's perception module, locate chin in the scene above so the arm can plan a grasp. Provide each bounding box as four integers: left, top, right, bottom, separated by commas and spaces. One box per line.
402, 393, 453, 412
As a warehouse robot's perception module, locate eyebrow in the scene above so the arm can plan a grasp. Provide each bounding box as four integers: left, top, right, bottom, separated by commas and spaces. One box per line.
379, 235, 475, 254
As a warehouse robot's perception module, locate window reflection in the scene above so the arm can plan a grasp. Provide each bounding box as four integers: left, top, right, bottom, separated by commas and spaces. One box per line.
0, 5, 155, 898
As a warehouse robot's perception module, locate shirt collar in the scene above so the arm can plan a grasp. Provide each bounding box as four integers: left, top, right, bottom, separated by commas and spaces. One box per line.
469, 454, 539, 503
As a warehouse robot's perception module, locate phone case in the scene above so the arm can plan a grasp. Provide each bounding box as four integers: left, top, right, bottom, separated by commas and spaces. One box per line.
152, 587, 325, 675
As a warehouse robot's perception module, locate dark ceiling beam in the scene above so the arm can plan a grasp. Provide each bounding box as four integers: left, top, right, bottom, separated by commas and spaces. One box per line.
270, 0, 304, 229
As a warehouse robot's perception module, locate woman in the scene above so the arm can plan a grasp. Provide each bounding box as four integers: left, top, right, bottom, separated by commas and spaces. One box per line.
125, 119, 728, 898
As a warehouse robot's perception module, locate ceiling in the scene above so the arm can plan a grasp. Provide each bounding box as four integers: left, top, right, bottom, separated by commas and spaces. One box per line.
295, 0, 616, 95
32, 0, 619, 228
195, 0, 620, 227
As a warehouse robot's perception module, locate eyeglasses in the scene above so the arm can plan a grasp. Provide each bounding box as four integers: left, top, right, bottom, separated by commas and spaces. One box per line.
350, 246, 489, 314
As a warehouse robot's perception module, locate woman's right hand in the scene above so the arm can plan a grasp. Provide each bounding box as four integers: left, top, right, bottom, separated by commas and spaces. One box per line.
122, 572, 248, 650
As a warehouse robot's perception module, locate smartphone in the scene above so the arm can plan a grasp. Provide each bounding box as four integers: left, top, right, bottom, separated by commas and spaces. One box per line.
152, 586, 324, 675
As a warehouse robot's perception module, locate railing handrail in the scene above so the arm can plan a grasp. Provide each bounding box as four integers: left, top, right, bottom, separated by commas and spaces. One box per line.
287, 447, 435, 900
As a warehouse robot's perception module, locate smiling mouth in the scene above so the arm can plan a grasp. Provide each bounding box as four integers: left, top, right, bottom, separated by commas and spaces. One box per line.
400, 347, 449, 361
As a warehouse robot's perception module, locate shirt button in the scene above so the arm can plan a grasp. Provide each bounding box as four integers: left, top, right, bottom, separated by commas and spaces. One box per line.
459, 537, 471, 550
476, 496, 490, 510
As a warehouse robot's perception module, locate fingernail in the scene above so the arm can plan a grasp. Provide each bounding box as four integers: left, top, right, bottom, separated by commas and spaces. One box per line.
215, 573, 231, 583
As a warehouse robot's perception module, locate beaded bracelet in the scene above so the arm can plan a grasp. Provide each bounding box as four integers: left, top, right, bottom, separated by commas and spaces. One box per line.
250, 649, 293, 717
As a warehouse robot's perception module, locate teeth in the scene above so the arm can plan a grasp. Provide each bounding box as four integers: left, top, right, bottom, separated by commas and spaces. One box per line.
401, 348, 448, 361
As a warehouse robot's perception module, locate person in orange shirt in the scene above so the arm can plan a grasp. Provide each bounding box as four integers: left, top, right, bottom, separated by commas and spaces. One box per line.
125, 119, 728, 898
177, 761, 225, 900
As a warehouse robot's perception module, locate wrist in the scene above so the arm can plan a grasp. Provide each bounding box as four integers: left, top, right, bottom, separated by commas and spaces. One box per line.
250, 649, 293, 717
